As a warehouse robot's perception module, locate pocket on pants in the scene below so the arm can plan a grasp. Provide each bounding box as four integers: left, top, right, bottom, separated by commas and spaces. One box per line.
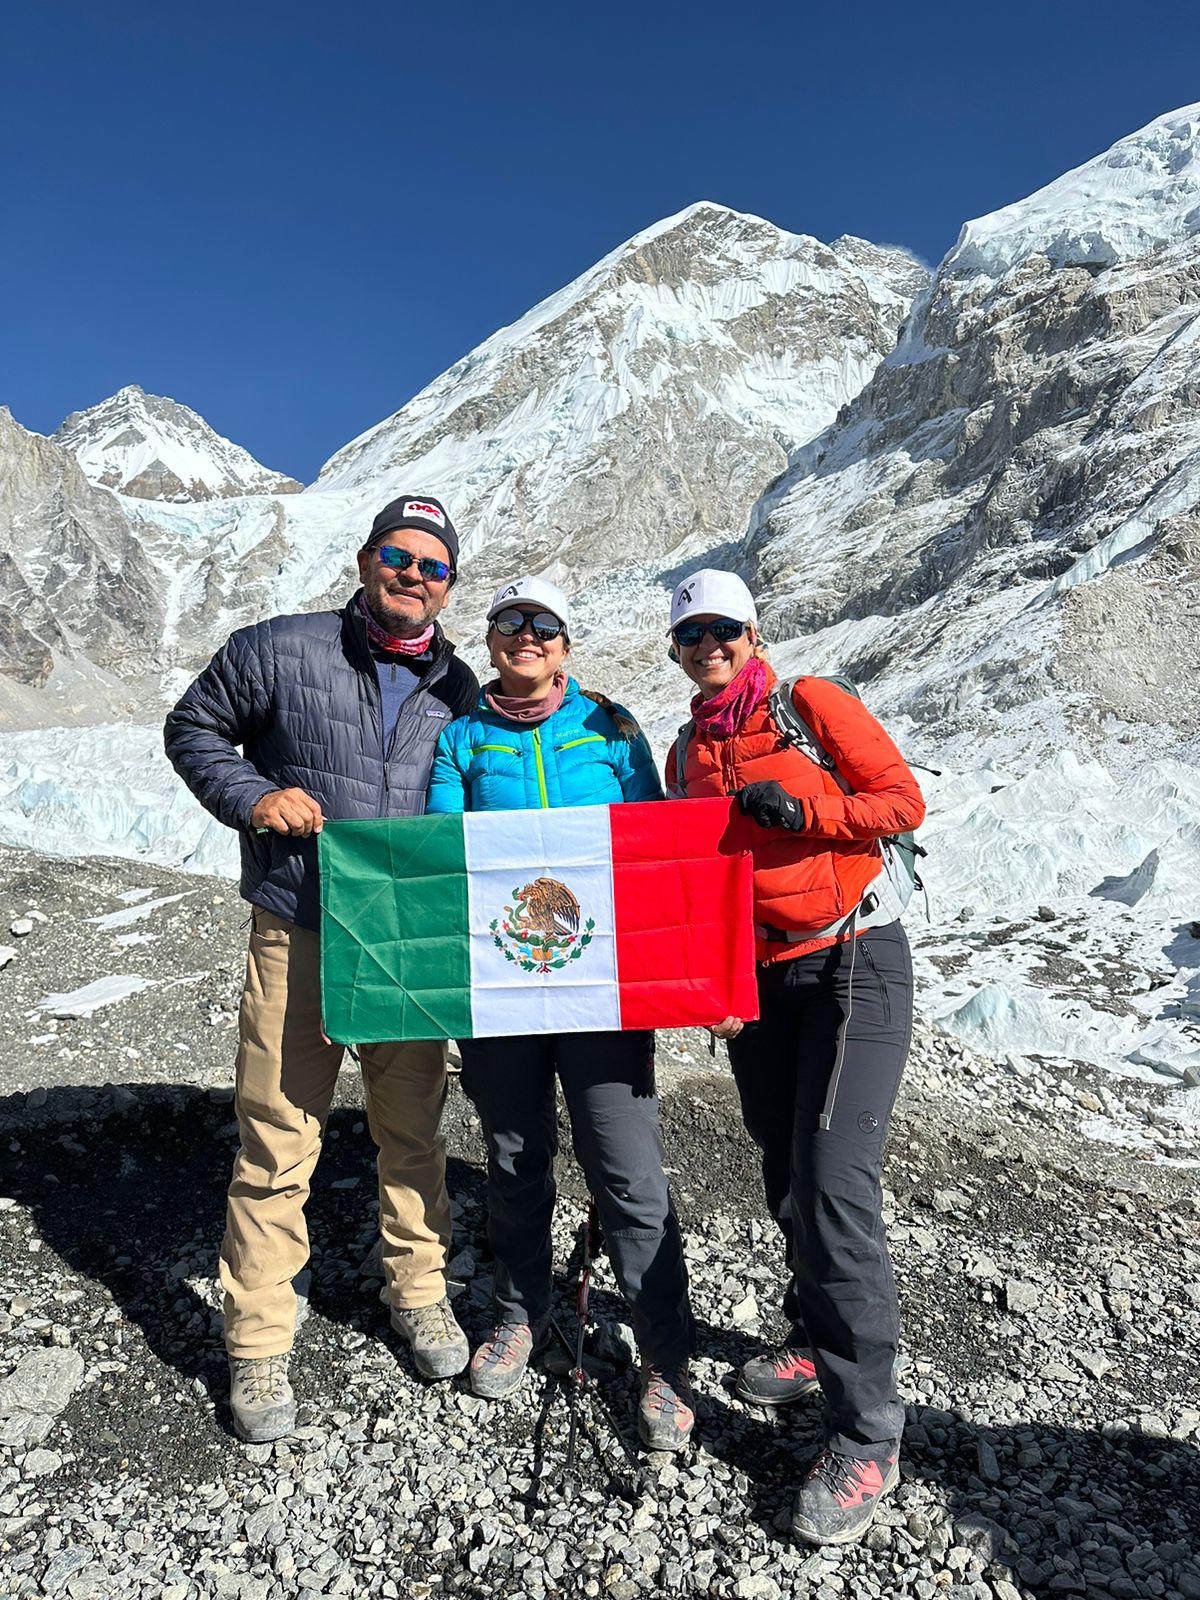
251, 907, 292, 945
856, 939, 892, 1026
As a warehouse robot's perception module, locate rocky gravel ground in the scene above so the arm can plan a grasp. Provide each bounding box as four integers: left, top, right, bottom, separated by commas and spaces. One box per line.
0, 844, 1197, 1599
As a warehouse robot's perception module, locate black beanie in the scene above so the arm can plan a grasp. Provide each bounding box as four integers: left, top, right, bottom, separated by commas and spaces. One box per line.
363, 495, 459, 575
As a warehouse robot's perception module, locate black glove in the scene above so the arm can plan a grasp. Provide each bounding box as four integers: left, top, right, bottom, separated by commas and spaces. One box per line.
738, 780, 808, 831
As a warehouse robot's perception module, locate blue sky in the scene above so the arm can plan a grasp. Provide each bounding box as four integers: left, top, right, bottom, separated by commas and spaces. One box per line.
5, 0, 1198, 482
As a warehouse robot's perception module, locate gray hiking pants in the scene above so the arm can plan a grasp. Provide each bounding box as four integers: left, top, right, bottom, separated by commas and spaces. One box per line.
728, 919, 912, 1462
458, 1029, 692, 1371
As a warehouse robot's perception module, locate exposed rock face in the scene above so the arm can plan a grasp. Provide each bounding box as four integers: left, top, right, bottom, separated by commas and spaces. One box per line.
0, 408, 165, 686
742, 104, 1200, 759
53, 384, 302, 502
314, 203, 925, 619
0, 597, 53, 688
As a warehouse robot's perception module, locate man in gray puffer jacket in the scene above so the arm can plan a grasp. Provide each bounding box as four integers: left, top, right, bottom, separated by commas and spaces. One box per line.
165, 494, 478, 1442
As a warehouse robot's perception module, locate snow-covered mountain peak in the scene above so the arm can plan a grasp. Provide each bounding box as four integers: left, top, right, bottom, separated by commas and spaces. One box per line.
53, 385, 302, 503
945, 102, 1200, 280
314, 203, 926, 504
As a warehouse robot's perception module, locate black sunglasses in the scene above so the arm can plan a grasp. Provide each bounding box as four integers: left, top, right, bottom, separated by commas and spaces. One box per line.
376, 545, 451, 582
671, 617, 749, 648
491, 607, 567, 642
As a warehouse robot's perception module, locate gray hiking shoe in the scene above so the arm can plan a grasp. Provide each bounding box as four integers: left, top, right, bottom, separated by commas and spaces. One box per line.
637, 1362, 695, 1452
228, 1354, 295, 1443
390, 1297, 470, 1380
469, 1321, 547, 1399
790, 1449, 900, 1545
736, 1333, 820, 1406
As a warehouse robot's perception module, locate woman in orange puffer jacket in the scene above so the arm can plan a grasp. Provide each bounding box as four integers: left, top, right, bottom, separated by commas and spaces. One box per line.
664, 568, 925, 1549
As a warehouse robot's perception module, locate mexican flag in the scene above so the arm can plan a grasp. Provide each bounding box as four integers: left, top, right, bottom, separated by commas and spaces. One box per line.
318, 798, 758, 1041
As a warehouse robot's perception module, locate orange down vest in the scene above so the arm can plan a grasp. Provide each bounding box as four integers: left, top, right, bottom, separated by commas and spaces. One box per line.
665, 667, 926, 963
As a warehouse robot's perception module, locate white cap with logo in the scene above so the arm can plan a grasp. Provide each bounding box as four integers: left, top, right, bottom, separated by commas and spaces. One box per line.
487, 574, 571, 634
668, 569, 757, 634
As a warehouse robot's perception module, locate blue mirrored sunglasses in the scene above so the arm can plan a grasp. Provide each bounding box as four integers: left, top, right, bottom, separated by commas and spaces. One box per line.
376, 545, 451, 582
671, 616, 748, 648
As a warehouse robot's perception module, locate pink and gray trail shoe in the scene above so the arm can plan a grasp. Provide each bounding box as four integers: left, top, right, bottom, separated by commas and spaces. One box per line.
469, 1321, 547, 1400
736, 1334, 820, 1407
790, 1449, 900, 1545
637, 1363, 695, 1452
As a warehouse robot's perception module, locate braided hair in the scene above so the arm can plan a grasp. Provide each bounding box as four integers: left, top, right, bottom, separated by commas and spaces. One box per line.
579, 689, 641, 742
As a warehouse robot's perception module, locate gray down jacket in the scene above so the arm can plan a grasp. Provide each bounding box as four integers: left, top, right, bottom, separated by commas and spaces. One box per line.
163, 593, 479, 929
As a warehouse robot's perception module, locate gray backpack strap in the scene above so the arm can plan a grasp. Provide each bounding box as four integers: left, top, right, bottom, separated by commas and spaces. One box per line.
669, 719, 694, 798
769, 675, 918, 922
768, 678, 851, 794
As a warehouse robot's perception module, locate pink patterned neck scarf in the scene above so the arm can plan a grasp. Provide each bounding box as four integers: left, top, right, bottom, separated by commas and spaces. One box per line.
484, 671, 567, 725
691, 656, 767, 738
357, 591, 435, 657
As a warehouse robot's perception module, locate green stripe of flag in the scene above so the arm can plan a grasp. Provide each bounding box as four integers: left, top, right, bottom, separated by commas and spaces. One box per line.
319, 814, 472, 1043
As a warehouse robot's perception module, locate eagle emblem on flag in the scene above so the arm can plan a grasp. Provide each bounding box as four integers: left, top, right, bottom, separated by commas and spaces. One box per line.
490, 877, 596, 974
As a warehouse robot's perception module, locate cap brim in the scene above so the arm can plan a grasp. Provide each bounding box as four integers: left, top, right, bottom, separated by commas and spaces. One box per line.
667, 606, 757, 634
488, 604, 568, 627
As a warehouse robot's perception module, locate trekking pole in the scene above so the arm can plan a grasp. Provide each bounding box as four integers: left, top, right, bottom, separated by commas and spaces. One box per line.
565, 1198, 600, 1475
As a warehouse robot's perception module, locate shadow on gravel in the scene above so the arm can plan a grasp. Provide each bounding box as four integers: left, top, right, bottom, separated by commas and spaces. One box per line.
6, 1083, 1199, 1594
0, 1082, 486, 1426
553, 1278, 1200, 1593
694, 1376, 1200, 1572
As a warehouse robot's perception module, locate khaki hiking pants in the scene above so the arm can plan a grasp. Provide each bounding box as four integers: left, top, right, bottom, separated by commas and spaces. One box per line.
220, 906, 451, 1358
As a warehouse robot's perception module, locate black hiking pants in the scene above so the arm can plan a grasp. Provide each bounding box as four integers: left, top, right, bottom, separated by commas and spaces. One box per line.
727, 919, 912, 1463
458, 1029, 693, 1371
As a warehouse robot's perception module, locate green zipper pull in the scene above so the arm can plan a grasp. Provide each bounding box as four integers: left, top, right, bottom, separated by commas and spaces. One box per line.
532, 725, 550, 808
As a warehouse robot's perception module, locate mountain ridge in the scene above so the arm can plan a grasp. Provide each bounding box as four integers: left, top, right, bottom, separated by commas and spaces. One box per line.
53, 384, 302, 503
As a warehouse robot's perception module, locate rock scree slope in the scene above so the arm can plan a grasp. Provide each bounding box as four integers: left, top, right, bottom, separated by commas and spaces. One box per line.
0, 843, 1196, 1597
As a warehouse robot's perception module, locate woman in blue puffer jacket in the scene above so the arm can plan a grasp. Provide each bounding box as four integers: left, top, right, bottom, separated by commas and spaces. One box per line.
426, 574, 694, 1452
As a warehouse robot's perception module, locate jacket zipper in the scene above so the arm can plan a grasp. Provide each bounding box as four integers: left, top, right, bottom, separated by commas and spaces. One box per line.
348, 604, 453, 814
382, 677, 436, 805
362, 656, 387, 811
556, 734, 604, 751
532, 725, 550, 808
382, 664, 398, 798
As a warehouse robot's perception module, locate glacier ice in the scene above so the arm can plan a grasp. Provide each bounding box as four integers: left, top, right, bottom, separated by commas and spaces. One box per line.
946, 102, 1200, 278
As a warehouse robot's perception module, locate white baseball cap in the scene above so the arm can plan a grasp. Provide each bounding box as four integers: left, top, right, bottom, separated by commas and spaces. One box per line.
487, 574, 571, 634
668, 569, 757, 634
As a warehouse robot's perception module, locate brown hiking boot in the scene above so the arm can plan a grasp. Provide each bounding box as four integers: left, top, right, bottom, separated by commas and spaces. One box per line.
228, 1354, 295, 1443
390, 1297, 470, 1380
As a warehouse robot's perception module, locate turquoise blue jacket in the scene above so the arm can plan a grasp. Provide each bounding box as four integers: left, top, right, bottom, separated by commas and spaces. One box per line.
426, 677, 662, 812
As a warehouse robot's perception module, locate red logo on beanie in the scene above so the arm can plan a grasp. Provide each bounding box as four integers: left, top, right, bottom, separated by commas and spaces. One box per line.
405, 499, 446, 527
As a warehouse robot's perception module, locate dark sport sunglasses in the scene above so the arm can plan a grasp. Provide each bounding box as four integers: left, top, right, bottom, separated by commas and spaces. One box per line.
376, 545, 452, 582
491, 607, 567, 641
671, 616, 749, 648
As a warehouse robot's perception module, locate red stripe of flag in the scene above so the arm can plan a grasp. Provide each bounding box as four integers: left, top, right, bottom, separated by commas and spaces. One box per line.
610, 797, 759, 1032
